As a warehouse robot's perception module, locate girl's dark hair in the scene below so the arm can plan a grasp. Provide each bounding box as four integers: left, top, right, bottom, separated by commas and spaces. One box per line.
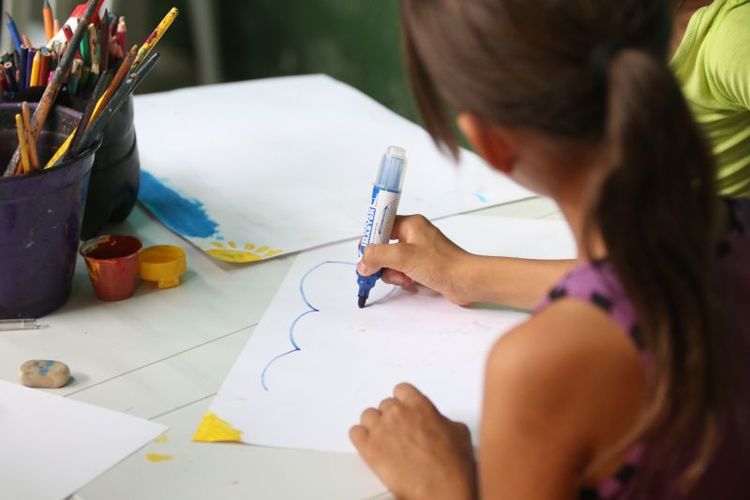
400, 0, 725, 493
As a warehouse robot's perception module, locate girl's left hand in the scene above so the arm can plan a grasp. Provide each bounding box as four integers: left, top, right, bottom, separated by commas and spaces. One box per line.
350, 383, 477, 500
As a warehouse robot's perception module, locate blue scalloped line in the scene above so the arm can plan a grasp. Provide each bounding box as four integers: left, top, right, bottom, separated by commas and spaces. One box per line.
260, 260, 397, 391
260, 261, 354, 391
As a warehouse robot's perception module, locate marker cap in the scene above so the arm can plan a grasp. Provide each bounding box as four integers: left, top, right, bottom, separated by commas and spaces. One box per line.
375, 146, 407, 192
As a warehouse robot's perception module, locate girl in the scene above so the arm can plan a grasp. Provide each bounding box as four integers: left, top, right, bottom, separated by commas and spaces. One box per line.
351, 1, 750, 498
357, 0, 750, 312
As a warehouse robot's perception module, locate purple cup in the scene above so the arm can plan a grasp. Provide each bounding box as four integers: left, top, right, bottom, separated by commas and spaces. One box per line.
0, 103, 99, 319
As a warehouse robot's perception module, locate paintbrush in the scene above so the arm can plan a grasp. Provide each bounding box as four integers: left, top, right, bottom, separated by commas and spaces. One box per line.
76, 52, 160, 154
68, 69, 112, 157
44, 46, 137, 168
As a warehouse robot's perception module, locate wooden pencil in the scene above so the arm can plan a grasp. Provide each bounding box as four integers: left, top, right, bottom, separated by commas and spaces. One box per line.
15, 114, 31, 174
133, 8, 178, 68
29, 50, 41, 87
39, 50, 51, 87
99, 9, 110, 73
21, 102, 40, 171
43, 1, 54, 41
3, 0, 99, 177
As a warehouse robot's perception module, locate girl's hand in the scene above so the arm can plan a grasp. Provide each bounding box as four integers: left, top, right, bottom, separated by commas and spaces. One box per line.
350, 383, 477, 500
358, 215, 475, 305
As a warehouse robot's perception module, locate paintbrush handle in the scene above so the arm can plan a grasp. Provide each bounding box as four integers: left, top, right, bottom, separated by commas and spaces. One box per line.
68, 70, 112, 157
76, 52, 160, 156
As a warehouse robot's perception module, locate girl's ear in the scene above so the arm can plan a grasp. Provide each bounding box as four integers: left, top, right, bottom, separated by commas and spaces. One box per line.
457, 113, 518, 174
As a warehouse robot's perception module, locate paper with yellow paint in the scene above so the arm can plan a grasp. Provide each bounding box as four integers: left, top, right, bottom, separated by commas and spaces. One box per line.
192, 412, 242, 443
198, 216, 576, 451
0, 379, 167, 500
135, 75, 532, 264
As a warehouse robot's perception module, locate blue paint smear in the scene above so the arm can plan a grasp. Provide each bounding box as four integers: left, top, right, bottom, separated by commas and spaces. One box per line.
473, 191, 489, 203
260, 261, 398, 391
38, 360, 54, 376
139, 170, 219, 239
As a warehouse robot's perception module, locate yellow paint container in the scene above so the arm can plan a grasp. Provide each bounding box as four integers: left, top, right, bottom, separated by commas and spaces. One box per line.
139, 245, 187, 289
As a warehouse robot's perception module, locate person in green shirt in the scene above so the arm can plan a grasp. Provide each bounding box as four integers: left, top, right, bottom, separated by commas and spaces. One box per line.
673, 0, 750, 196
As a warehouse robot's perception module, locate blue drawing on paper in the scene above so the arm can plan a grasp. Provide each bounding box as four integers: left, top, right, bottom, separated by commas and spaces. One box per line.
260, 261, 397, 391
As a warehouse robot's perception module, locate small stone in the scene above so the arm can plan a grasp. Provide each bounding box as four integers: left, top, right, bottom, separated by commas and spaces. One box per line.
19, 360, 70, 388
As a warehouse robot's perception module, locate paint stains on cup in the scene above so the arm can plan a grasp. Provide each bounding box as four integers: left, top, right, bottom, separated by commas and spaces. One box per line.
80, 235, 143, 301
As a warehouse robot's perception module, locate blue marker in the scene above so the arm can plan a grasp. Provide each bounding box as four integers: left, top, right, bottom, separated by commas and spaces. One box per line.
357, 146, 408, 308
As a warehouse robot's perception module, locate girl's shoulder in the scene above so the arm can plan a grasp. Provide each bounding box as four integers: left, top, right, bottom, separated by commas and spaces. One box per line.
485, 296, 646, 488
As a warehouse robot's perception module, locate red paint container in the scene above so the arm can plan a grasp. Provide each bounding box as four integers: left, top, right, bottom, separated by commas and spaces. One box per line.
80, 235, 143, 301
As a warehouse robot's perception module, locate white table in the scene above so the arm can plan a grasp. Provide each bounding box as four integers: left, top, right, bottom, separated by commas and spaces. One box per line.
1, 197, 561, 500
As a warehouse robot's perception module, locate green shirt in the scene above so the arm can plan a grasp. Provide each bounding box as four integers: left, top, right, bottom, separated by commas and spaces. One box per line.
671, 0, 750, 196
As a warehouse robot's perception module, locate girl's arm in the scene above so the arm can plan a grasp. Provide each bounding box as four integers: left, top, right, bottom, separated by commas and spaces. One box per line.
350, 299, 645, 499
358, 215, 575, 310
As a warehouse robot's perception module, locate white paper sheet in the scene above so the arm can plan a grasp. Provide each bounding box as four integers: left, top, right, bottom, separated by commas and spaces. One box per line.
134, 75, 532, 264
0, 380, 167, 500
196, 215, 576, 452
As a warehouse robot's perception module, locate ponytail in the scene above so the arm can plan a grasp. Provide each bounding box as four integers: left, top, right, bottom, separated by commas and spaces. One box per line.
593, 49, 725, 492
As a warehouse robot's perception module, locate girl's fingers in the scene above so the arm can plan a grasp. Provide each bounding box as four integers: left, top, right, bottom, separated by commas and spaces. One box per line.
360, 242, 412, 275
393, 383, 433, 410
360, 407, 382, 427
379, 397, 399, 412
349, 424, 369, 448
381, 268, 414, 287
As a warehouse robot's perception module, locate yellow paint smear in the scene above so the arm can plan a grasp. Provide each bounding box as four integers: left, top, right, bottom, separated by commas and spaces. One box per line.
192, 412, 242, 443
205, 241, 283, 263
153, 434, 169, 444
146, 453, 173, 462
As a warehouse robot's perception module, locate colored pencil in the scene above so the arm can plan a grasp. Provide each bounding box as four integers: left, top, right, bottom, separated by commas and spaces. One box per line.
68, 58, 82, 94
21, 102, 40, 171
21, 33, 32, 48
19, 44, 29, 90
25, 48, 36, 88
3, 0, 99, 177
133, 8, 178, 68
39, 50, 51, 85
15, 114, 31, 174
43, 1, 54, 41
3, 62, 17, 92
29, 50, 41, 87
99, 9, 110, 73
4, 13, 23, 52
53, 18, 60, 35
